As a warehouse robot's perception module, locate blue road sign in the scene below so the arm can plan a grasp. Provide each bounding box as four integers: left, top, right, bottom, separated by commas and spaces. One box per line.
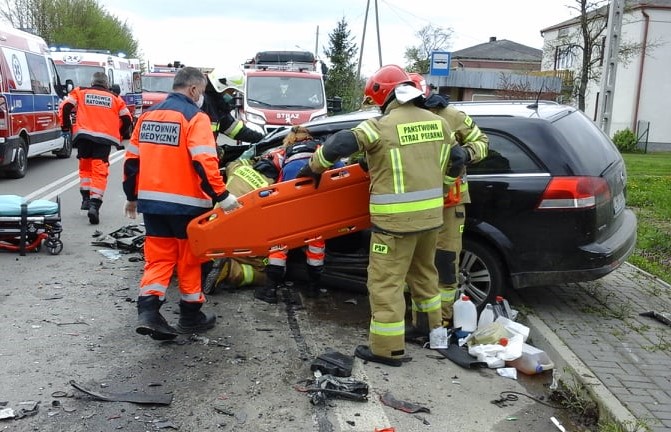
430, 51, 451, 77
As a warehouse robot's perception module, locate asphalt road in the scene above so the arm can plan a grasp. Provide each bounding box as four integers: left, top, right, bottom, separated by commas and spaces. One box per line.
0, 150, 579, 432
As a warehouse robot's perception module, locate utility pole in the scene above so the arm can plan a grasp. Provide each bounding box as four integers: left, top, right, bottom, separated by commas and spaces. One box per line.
314, 25, 319, 57
357, 0, 371, 80
597, 0, 624, 136
374, 0, 382, 68
357, 0, 383, 80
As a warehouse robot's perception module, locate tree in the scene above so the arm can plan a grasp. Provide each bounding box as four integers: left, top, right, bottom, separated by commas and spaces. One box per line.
543, 0, 658, 111
1, 0, 139, 57
404, 24, 453, 73
323, 17, 365, 113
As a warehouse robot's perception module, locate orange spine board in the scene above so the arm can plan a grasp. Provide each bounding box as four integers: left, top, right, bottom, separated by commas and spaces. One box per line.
187, 164, 371, 259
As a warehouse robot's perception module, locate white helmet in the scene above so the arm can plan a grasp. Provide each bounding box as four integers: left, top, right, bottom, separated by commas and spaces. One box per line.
207, 68, 228, 93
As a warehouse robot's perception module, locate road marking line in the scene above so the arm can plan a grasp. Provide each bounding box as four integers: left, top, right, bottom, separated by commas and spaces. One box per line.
26, 150, 125, 201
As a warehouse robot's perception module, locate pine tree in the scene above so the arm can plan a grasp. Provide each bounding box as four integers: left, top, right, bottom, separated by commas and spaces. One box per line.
323, 17, 364, 113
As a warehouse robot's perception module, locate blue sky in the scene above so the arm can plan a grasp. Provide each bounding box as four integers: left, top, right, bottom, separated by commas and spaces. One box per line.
97, 0, 577, 76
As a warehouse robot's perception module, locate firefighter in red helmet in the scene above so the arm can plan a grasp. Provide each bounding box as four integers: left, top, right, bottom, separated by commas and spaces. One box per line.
297, 64, 463, 366
406, 73, 489, 333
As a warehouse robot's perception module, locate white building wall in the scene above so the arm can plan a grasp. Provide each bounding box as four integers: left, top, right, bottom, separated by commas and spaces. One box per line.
542, 7, 671, 147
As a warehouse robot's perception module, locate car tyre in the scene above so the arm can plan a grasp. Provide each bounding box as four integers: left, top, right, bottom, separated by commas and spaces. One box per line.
459, 238, 506, 310
54, 134, 72, 159
5, 138, 28, 179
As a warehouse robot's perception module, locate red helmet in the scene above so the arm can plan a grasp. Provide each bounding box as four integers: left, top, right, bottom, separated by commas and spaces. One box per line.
409, 73, 430, 97
364, 64, 413, 106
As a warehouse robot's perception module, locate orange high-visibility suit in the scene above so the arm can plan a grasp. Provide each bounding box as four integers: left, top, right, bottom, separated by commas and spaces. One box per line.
123, 92, 229, 304
60, 86, 132, 211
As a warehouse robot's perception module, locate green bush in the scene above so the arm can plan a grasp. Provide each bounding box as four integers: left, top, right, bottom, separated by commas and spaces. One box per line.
612, 128, 639, 153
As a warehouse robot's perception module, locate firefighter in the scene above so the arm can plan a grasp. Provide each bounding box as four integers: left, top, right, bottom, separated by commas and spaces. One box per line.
408, 73, 489, 330
297, 65, 462, 366
123, 67, 240, 341
60, 72, 132, 224
252, 126, 344, 303
202, 69, 265, 148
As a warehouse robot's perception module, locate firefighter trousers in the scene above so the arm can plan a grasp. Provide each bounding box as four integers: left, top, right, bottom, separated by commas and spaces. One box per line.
435, 204, 466, 323
76, 140, 111, 201
139, 213, 205, 303
367, 228, 442, 359
216, 256, 267, 289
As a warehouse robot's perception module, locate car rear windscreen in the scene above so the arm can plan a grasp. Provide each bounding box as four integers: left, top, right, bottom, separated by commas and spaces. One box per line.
553, 111, 621, 175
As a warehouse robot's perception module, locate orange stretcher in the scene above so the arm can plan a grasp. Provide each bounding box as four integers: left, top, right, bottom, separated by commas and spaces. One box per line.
188, 164, 371, 259
187, 164, 462, 260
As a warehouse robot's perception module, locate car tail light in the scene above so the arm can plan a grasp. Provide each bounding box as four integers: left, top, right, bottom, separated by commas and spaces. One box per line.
0, 95, 7, 130
537, 177, 611, 210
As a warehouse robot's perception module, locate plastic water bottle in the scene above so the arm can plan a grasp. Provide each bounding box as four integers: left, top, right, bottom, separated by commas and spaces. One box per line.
453, 294, 477, 333
477, 303, 496, 329
496, 295, 513, 319
506, 343, 555, 375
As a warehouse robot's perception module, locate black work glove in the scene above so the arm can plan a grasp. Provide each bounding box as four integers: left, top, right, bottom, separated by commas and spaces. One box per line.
355, 156, 369, 172
447, 145, 470, 178
296, 163, 323, 189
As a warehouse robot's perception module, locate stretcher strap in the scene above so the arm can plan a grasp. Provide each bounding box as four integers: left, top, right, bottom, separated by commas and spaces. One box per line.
20, 203, 27, 256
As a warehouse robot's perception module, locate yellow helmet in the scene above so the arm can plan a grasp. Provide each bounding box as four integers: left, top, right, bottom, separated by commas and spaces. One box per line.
207, 68, 228, 93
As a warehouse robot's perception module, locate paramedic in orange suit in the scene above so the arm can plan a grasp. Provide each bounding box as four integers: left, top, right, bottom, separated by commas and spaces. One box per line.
122, 67, 240, 341
60, 71, 132, 224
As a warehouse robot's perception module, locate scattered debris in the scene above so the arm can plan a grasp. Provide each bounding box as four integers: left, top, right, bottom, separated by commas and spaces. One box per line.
0, 407, 15, 420
70, 380, 173, 405
639, 310, 671, 326
344, 298, 358, 305
310, 350, 354, 377
14, 401, 40, 419
379, 392, 430, 414
153, 419, 179, 429
551, 416, 567, 431
294, 374, 369, 405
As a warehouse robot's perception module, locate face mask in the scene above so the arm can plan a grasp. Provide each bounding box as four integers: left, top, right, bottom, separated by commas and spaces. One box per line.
196, 94, 204, 108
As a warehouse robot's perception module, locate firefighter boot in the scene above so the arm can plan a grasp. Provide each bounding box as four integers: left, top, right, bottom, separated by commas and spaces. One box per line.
175, 301, 216, 334
136, 295, 178, 340
254, 264, 283, 304
405, 311, 430, 343
80, 190, 90, 211
87, 198, 102, 225
305, 265, 327, 298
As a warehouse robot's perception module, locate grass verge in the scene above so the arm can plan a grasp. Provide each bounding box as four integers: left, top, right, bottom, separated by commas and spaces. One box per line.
622, 153, 671, 285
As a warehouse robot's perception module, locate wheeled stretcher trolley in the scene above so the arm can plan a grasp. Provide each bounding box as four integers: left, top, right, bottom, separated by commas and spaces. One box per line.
0, 195, 63, 256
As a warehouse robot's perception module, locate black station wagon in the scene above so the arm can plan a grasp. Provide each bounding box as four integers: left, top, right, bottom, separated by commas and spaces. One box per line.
218, 100, 637, 307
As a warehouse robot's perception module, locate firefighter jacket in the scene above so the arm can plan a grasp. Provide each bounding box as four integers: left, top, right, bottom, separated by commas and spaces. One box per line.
434, 106, 488, 204
60, 85, 132, 146
310, 99, 456, 234
123, 92, 229, 216
225, 158, 275, 196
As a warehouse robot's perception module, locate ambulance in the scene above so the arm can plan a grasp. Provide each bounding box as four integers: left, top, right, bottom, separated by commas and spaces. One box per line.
0, 25, 69, 179
51, 48, 143, 121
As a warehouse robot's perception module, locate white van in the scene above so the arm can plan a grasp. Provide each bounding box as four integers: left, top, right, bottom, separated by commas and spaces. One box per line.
0, 25, 69, 179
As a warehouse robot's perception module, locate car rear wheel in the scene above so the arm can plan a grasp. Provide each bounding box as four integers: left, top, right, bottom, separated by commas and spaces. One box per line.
459, 238, 505, 309
54, 134, 72, 159
5, 138, 28, 179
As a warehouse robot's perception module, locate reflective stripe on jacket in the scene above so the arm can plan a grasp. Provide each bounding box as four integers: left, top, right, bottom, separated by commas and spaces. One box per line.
434, 107, 489, 205
123, 92, 227, 215
60, 86, 131, 146
351, 101, 456, 233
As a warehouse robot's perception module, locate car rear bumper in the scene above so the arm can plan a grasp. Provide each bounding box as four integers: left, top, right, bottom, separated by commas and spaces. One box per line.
510, 209, 637, 289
